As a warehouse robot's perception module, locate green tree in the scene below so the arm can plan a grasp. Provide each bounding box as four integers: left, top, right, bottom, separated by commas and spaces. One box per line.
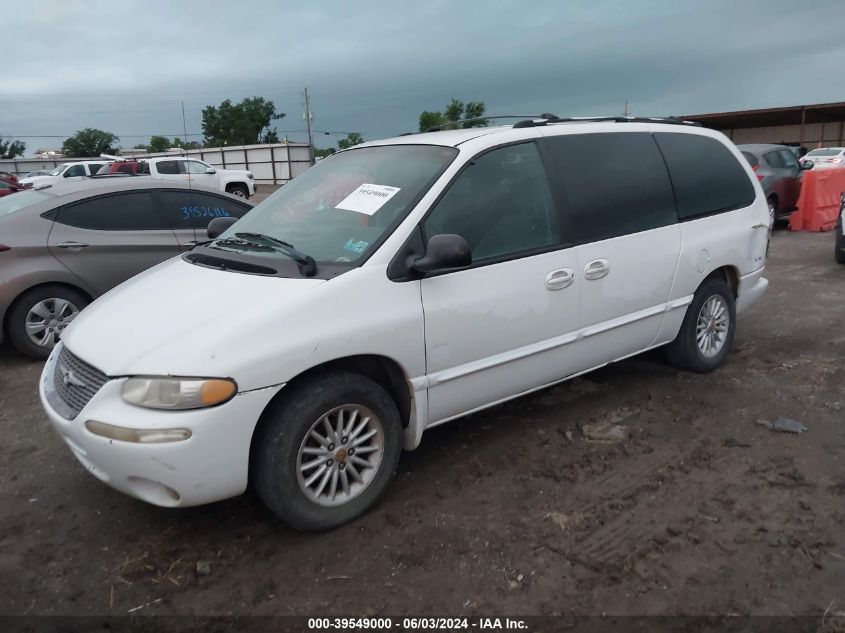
337, 132, 364, 150
0, 137, 26, 159
169, 137, 201, 150
314, 147, 336, 158
133, 143, 147, 150
147, 135, 171, 152
62, 128, 119, 157
418, 99, 487, 132
201, 97, 285, 147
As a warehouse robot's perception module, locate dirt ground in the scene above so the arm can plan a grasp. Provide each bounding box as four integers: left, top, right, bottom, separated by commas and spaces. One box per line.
1, 229, 843, 618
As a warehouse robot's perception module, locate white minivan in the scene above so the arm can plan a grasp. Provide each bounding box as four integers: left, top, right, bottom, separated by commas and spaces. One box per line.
39, 117, 769, 530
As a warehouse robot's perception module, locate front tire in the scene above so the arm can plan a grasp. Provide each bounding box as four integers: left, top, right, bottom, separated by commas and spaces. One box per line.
227, 184, 249, 199
7, 285, 88, 359
665, 276, 736, 373
251, 372, 402, 531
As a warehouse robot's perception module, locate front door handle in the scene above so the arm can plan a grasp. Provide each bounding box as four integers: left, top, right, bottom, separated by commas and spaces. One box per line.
545, 268, 574, 290
53, 241, 89, 249
584, 258, 610, 280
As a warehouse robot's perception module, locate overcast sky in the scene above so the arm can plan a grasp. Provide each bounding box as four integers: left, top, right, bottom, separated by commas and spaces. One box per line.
4, 0, 845, 156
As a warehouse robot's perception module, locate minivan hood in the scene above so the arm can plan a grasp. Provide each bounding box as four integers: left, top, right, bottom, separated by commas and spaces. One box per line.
62, 256, 325, 379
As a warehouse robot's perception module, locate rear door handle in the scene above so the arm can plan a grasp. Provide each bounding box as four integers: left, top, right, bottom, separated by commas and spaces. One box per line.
53, 241, 89, 249
584, 258, 610, 280
545, 267, 574, 290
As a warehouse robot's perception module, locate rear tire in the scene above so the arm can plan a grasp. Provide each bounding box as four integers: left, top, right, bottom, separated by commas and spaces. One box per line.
7, 285, 88, 360
665, 276, 736, 373
227, 184, 249, 199
251, 372, 402, 531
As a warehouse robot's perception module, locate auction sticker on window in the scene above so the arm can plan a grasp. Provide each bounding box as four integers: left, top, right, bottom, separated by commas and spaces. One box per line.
335, 183, 400, 216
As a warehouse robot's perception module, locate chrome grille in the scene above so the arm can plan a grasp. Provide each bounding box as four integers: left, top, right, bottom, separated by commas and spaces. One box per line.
52, 346, 109, 419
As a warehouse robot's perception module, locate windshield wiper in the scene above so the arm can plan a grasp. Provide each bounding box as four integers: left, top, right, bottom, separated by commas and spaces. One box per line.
234, 232, 317, 277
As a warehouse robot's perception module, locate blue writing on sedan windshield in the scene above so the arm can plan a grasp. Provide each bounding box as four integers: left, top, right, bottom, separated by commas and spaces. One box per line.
180, 206, 231, 220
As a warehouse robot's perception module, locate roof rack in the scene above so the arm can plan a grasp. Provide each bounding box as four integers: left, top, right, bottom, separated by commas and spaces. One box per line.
424, 115, 557, 133
512, 115, 702, 129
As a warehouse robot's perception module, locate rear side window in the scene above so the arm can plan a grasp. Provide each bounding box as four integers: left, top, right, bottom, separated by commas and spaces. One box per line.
86, 163, 104, 175
779, 150, 799, 169
156, 189, 251, 229
156, 160, 181, 175
655, 133, 755, 219
542, 132, 676, 244
56, 192, 165, 230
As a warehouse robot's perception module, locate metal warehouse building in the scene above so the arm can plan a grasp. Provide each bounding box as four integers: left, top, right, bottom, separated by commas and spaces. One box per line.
685, 100, 845, 150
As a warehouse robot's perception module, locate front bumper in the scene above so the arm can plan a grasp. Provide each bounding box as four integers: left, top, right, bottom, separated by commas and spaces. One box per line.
736, 267, 769, 315
39, 344, 283, 507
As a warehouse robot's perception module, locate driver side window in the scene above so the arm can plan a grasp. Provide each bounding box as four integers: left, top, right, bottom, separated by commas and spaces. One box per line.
422, 142, 559, 262
65, 164, 86, 177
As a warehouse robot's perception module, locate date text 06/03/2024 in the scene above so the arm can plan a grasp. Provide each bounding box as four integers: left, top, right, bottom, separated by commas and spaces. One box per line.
306, 617, 528, 630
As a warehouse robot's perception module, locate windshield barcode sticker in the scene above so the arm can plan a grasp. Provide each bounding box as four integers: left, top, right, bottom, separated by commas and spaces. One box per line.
335, 183, 401, 216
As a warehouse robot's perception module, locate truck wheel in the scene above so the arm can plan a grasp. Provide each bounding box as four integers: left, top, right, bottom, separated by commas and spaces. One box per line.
7, 285, 88, 359
835, 230, 845, 264
665, 276, 736, 373
228, 184, 249, 199
251, 372, 402, 531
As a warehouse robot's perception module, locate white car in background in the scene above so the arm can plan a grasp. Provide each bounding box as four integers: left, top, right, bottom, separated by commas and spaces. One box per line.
143, 157, 257, 199
803, 147, 845, 170
19, 161, 107, 186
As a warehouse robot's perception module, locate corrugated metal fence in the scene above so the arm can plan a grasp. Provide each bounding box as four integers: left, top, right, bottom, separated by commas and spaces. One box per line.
0, 142, 313, 185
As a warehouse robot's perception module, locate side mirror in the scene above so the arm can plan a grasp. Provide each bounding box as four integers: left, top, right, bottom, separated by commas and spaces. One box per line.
207, 216, 238, 239
62, 171, 72, 178
800, 160, 814, 170
205, 167, 216, 174
412, 234, 471, 274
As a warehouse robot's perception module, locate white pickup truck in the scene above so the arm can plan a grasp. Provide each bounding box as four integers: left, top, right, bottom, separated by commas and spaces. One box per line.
143, 157, 257, 198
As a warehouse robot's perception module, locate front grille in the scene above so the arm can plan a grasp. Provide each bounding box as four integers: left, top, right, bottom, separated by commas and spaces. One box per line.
52, 346, 109, 419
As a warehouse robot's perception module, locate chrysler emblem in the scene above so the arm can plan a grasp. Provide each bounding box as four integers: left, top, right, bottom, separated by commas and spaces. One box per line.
59, 363, 85, 388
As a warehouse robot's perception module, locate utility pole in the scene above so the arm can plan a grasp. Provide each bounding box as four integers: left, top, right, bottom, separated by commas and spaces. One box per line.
181, 101, 189, 151
304, 87, 315, 166
623, 99, 630, 118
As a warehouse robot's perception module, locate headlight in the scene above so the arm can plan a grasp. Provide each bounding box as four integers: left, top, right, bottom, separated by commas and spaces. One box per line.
121, 377, 237, 410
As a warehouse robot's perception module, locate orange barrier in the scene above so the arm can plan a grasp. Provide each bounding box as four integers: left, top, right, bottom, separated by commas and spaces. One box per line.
788, 168, 845, 232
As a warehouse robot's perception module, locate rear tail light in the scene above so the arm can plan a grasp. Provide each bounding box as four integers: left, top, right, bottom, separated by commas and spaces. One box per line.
752, 164, 764, 181
0, 244, 10, 253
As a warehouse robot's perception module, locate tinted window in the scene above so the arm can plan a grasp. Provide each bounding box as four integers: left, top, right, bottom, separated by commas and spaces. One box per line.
423, 143, 558, 261
764, 151, 785, 168
86, 163, 104, 175
741, 151, 759, 167
655, 133, 755, 219
543, 132, 676, 244
65, 164, 86, 177
807, 148, 841, 157
184, 161, 209, 174
56, 192, 164, 230
156, 160, 181, 175
157, 190, 251, 229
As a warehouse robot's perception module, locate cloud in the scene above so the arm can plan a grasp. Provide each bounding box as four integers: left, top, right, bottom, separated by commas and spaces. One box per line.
3, 0, 845, 154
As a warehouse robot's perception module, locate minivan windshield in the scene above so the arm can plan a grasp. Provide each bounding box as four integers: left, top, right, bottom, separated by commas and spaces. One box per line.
211, 144, 457, 265
0, 189, 53, 217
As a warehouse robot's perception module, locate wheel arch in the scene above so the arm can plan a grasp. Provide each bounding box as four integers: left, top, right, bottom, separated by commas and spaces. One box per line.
247, 353, 415, 485
707, 265, 739, 298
